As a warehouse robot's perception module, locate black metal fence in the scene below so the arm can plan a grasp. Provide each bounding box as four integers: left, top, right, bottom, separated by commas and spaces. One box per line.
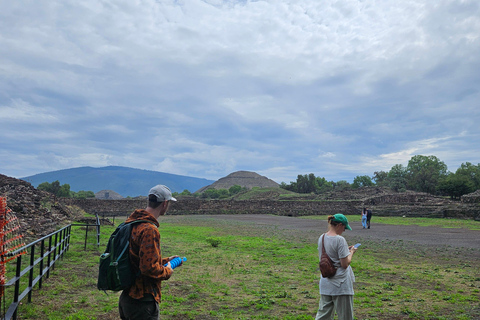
1, 214, 101, 320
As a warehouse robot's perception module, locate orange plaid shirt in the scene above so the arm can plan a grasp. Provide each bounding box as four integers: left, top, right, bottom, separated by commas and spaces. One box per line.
125, 209, 172, 302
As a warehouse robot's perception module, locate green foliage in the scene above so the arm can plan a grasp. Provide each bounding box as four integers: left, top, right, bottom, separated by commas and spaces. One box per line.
180, 189, 192, 195
455, 162, 480, 190
201, 188, 229, 199
333, 180, 351, 191
200, 185, 245, 199
315, 176, 334, 193
38, 180, 71, 197
38, 180, 95, 198
280, 156, 477, 197
372, 170, 388, 186
71, 190, 95, 199
352, 175, 374, 188
386, 164, 408, 192
228, 184, 243, 195
206, 237, 221, 247
438, 173, 475, 200
172, 189, 193, 198
280, 173, 334, 194
406, 155, 448, 194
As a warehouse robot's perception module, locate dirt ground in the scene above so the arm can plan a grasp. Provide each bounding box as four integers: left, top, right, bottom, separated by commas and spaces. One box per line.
165, 214, 480, 258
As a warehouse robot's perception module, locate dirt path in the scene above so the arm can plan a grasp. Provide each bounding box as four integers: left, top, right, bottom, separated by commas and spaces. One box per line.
166, 214, 480, 251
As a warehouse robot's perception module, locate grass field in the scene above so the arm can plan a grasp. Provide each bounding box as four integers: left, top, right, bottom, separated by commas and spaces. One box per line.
6, 215, 480, 320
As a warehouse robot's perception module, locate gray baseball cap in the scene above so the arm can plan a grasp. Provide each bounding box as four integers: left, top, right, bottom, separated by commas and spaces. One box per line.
148, 185, 177, 202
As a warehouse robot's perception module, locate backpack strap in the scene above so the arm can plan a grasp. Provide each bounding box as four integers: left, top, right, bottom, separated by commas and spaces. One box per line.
127, 219, 157, 227
127, 219, 157, 277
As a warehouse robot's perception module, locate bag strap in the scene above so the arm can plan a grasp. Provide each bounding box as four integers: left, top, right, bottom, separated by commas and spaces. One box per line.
321, 234, 327, 254
127, 219, 156, 227
126, 219, 157, 276
321, 234, 332, 260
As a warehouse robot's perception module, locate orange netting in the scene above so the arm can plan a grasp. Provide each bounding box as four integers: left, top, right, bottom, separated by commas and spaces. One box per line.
0, 197, 27, 298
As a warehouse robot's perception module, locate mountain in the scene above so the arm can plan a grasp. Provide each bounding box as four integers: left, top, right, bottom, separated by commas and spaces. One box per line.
21, 166, 215, 197
196, 171, 279, 193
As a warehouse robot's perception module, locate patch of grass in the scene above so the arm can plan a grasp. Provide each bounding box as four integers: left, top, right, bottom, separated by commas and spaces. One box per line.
206, 237, 222, 247
6, 216, 480, 320
303, 214, 480, 230
233, 187, 298, 200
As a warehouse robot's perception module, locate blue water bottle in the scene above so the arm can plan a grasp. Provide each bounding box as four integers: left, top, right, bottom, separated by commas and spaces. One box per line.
166, 257, 187, 269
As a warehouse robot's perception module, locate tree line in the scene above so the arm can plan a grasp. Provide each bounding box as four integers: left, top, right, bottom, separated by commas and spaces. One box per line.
172, 185, 247, 199
280, 155, 480, 200
37, 180, 95, 199
36, 155, 479, 200
37, 181, 247, 200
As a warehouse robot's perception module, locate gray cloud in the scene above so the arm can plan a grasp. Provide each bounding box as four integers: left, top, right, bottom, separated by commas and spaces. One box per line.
1, 0, 479, 184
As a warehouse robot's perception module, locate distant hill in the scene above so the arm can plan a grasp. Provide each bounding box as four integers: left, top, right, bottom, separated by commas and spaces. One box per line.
196, 171, 279, 193
21, 166, 215, 197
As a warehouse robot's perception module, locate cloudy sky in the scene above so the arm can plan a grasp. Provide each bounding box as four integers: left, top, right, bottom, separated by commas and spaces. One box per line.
1, 0, 479, 184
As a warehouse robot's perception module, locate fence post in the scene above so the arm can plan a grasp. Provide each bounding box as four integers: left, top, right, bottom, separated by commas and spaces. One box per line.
84, 226, 88, 250
67, 225, 71, 251
27, 244, 35, 303
52, 232, 58, 270
96, 214, 100, 247
13, 255, 22, 320
60, 228, 66, 257
39, 239, 45, 288
46, 236, 52, 279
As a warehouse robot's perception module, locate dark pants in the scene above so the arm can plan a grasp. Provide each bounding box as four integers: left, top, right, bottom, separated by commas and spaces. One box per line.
367, 213, 372, 228
119, 290, 159, 320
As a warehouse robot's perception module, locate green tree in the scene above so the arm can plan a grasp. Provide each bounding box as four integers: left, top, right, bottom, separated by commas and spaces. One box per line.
217, 189, 230, 199
406, 155, 448, 194
201, 189, 219, 199
438, 173, 475, 200
386, 164, 407, 192
295, 174, 311, 193
372, 171, 388, 186
229, 185, 243, 195
38, 180, 72, 198
315, 177, 334, 193
50, 180, 61, 196
455, 162, 480, 191
180, 189, 192, 196
58, 184, 71, 198
201, 188, 229, 199
334, 180, 351, 191
73, 190, 95, 199
37, 181, 52, 193
279, 181, 297, 192
352, 175, 374, 188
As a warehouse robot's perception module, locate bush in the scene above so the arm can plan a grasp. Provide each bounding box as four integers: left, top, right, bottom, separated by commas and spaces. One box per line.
206, 237, 221, 247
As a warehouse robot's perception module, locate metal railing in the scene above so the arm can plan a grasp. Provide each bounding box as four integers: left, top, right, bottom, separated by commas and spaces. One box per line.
1, 215, 101, 320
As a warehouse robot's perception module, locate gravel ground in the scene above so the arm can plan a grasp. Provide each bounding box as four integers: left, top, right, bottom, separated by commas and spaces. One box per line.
166, 214, 480, 258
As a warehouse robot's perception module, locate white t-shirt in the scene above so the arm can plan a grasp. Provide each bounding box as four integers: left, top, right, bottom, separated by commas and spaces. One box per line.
317, 234, 355, 295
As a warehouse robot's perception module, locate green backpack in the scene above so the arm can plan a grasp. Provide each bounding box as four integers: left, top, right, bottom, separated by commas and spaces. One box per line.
97, 220, 154, 292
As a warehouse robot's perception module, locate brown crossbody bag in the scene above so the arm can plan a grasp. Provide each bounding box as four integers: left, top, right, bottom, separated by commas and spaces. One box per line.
319, 234, 337, 278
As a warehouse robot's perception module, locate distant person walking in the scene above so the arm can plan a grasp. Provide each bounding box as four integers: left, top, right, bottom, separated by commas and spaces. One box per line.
366, 207, 372, 229
119, 185, 181, 320
361, 207, 367, 229
315, 214, 358, 320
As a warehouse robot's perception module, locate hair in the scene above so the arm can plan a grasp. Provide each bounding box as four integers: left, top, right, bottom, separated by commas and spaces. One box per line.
148, 195, 163, 209
327, 215, 341, 226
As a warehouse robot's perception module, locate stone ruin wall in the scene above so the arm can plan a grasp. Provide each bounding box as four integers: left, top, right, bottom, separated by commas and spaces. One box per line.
61, 194, 480, 220
462, 190, 480, 203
